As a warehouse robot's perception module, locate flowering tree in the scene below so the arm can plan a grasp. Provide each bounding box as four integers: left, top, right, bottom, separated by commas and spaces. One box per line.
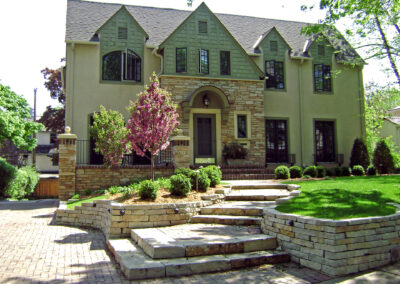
90, 105, 129, 168
127, 74, 179, 180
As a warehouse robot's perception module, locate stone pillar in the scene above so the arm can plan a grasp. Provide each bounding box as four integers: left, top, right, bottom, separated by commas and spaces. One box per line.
171, 134, 190, 169
58, 126, 77, 200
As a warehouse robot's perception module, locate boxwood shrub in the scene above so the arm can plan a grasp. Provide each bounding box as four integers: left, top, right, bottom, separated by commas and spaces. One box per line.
289, 166, 302, 178
352, 165, 365, 176
174, 167, 196, 189
341, 166, 352, 176
325, 168, 335, 177
169, 174, 191, 196
303, 166, 317, 178
200, 165, 222, 187
138, 180, 159, 200
367, 165, 377, 176
334, 167, 343, 177
275, 165, 290, 179
197, 171, 211, 191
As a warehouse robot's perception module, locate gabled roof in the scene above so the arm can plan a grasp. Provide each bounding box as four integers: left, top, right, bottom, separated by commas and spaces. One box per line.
253, 27, 291, 51
385, 116, 400, 126
66, 0, 362, 61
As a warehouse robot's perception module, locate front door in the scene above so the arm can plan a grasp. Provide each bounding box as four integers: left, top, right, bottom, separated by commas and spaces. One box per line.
265, 119, 288, 163
194, 114, 216, 165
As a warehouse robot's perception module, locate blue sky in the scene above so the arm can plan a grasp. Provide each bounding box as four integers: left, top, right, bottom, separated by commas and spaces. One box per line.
0, 0, 393, 116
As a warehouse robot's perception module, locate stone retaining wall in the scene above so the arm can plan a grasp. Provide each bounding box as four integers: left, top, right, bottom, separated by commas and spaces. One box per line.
261, 206, 400, 276
56, 200, 211, 238
75, 166, 174, 194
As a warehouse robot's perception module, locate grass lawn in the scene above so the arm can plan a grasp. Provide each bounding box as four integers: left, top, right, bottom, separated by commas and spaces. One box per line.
278, 175, 400, 219
66, 195, 108, 209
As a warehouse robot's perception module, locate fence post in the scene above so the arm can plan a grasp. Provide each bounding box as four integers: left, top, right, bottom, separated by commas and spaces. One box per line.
58, 126, 77, 200
171, 132, 191, 169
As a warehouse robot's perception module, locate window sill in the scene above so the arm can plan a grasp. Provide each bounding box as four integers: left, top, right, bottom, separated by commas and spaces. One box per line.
314, 91, 333, 95
100, 80, 143, 85
264, 89, 287, 94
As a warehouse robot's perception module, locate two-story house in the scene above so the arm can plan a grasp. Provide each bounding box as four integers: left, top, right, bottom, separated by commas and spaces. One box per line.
65, 0, 365, 168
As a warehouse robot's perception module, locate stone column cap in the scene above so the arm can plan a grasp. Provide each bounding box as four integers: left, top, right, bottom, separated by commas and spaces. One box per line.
170, 135, 190, 141
58, 133, 77, 139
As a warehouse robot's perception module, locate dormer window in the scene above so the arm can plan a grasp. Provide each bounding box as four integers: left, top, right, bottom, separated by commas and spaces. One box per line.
318, 45, 325, 56
270, 40, 278, 53
118, 27, 128, 40
102, 49, 141, 82
198, 21, 208, 34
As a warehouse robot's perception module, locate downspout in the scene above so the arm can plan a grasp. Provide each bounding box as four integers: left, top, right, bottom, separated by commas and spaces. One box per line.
297, 59, 304, 166
70, 43, 75, 133
152, 47, 163, 76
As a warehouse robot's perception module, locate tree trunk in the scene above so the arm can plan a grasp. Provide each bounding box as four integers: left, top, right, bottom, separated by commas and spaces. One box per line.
151, 154, 155, 181
375, 15, 400, 87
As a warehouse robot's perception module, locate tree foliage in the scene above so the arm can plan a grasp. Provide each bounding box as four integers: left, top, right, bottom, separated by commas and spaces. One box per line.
373, 138, 394, 173
0, 84, 43, 151
127, 74, 179, 180
90, 105, 129, 168
302, 0, 400, 86
350, 138, 370, 169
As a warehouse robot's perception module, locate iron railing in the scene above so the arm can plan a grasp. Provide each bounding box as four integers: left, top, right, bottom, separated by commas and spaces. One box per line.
76, 140, 173, 166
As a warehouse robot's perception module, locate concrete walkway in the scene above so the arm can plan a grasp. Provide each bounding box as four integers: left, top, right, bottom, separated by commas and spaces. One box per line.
0, 199, 399, 283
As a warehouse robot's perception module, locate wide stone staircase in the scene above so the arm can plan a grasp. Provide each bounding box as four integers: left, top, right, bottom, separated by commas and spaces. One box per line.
221, 166, 275, 180
107, 183, 294, 280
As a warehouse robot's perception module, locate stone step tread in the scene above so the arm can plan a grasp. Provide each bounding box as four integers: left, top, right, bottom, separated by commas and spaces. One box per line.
231, 184, 288, 189
107, 239, 290, 280
131, 223, 276, 259
191, 215, 262, 226
200, 207, 264, 216
205, 201, 276, 208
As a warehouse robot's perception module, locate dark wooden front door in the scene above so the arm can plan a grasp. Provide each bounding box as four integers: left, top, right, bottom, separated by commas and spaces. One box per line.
265, 119, 288, 163
194, 114, 216, 165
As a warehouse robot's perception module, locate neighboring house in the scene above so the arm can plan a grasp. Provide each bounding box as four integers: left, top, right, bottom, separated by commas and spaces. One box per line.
65, 0, 365, 167
380, 107, 400, 148
25, 131, 59, 173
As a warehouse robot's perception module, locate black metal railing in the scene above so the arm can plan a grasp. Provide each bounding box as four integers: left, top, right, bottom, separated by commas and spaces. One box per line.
76, 140, 173, 166
313, 153, 344, 165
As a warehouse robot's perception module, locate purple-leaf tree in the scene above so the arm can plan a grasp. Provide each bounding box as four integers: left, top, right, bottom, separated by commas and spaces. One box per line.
127, 74, 179, 180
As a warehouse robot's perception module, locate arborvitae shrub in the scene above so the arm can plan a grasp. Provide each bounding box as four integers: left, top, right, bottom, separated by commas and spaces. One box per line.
352, 165, 365, 176
316, 166, 326, 178
289, 166, 302, 178
367, 165, 377, 176
373, 139, 394, 174
275, 166, 290, 179
169, 174, 191, 196
350, 138, 370, 170
303, 166, 317, 178
341, 166, 352, 176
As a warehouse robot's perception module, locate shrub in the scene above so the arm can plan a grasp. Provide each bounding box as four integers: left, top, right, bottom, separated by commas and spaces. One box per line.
325, 168, 335, 177
174, 167, 196, 188
0, 158, 16, 197
275, 166, 290, 179
367, 165, 377, 176
198, 171, 211, 191
303, 166, 317, 178
352, 165, 365, 176
341, 166, 352, 176
107, 186, 120, 195
373, 139, 394, 174
94, 189, 107, 195
6, 167, 39, 200
316, 166, 326, 178
169, 174, 191, 196
156, 177, 171, 189
350, 138, 370, 170
303, 175, 311, 179
138, 180, 159, 200
334, 167, 343, 177
222, 142, 247, 159
84, 189, 92, 196
201, 165, 222, 187
289, 166, 302, 178
71, 194, 80, 200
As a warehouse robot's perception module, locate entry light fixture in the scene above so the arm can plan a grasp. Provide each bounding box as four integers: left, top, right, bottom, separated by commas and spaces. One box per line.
202, 94, 210, 107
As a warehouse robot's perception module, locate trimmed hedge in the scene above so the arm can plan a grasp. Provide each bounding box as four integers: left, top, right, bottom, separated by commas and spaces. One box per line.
367, 165, 377, 176
169, 174, 191, 196
289, 166, 302, 178
275, 166, 290, 179
0, 158, 16, 197
6, 166, 39, 200
138, 180, 159, 200
303, 166, 317, 178
341, 166, 352, 176
352, 165, 365, 176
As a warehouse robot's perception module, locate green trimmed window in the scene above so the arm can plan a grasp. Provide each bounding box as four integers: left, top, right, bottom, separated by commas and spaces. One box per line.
270, 40, 278, 52
199, 49, 209, 74
176, 48, 187, 73
315, 121, 335, 162
220, 51, 230, 75
118, 27, 128, 40
265, 60, 284, 89
102, 49, 141, 82
314, 64, 331, 92
318, 45, 325, 56
198, 21, 208, 34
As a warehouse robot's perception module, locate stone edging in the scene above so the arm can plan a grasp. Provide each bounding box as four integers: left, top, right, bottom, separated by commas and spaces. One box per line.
262, 189, 400, 277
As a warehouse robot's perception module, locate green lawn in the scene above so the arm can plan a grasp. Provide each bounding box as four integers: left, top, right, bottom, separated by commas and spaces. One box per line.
278, 175, 400, 219
66, 195, 108, 209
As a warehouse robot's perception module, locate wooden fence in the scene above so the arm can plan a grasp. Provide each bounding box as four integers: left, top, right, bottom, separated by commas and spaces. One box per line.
34, 178, 59, 198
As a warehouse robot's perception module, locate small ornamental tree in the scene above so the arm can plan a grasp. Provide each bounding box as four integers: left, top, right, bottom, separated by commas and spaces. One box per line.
373, 139, 394, 174
90, 105, 129, 168
127, 74, 179, 180
350, 138, 370, 170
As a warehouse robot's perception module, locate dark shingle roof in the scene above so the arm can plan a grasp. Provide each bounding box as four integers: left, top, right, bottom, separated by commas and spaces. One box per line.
66, 0, 361, 60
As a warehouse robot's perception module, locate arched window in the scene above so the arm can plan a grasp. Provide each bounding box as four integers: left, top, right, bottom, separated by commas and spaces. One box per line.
102, 49, 141, 82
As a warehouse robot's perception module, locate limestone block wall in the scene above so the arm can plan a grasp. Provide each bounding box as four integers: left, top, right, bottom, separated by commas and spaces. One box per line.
75, 166, 174, 194
261, 207, 400, 277
56, 200, 207, 238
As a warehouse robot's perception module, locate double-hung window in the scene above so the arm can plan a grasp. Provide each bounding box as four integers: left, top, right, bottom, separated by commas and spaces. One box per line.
176, 48, 187, 73
314, 64, 331, 92
102, 49, 141, 82
199, 49, 209, 74
315, 121, 335, 162
265, 60, 284, 89
220, 51, 230, 75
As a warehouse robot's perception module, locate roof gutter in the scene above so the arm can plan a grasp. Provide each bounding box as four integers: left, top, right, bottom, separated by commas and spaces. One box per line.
65, 40, 99, 45
152, 47, 163, 77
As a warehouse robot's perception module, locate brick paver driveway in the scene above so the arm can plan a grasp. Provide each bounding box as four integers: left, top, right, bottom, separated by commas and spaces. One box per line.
0, 200, 332, 283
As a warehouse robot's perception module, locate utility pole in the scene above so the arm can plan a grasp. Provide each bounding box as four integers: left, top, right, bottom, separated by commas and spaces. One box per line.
32, 88, 37, 167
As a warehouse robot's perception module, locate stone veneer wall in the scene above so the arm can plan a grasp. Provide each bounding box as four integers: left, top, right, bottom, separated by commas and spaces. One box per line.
161, 76, 266, 166
75, 166, 174, 194
56, 200, 207, 238
261, 207, 400, 277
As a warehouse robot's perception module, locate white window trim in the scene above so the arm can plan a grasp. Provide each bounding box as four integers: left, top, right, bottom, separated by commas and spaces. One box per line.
234, 111, 251, 140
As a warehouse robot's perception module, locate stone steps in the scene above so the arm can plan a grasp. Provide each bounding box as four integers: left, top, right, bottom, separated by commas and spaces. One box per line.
222, 173, 275, 180
191, 214, 262, 226
225, 189, 290, 201
131, 224, 274, 259
231, 184, 288, 190
200, 206, 264, 216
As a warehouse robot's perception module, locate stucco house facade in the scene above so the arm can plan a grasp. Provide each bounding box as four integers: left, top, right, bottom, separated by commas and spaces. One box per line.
379, 106, 400, 148
65, 0, 365, 168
